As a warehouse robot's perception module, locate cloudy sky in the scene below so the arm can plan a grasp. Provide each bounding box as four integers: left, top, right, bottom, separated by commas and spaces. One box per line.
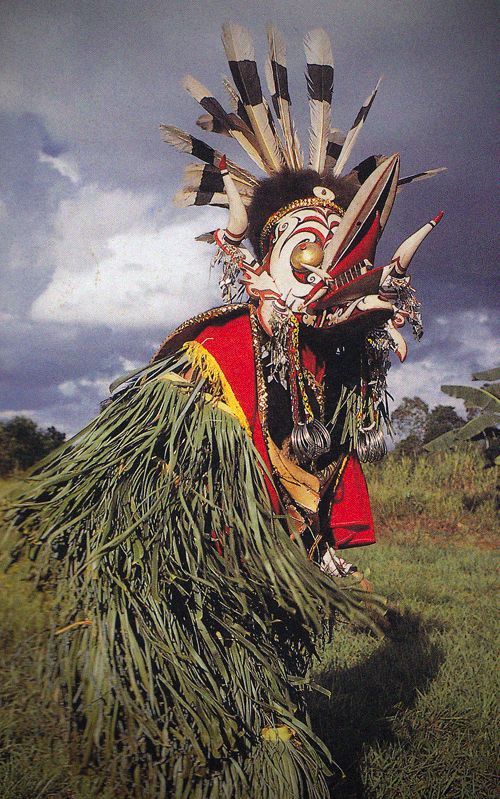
1, 0, 497, 433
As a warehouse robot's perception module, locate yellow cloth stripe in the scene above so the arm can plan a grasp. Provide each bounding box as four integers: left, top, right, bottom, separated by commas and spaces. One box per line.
182, 340, 251, 435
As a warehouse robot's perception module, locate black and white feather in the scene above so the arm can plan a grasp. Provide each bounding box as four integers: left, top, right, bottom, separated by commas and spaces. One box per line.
180, 163, 255, 203
222, 22, 284, 172
325, 128, 346, 173
397, 167, 447, 189
333, 77, 382, 176
159, 125, 257, 186
265, 25, 303, 170
183, 74, 268, 171
304, 28, 334, 174
222, 76, 252, 128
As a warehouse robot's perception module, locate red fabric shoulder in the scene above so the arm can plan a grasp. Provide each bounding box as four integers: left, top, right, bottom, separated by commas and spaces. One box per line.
194, 311, 281, 513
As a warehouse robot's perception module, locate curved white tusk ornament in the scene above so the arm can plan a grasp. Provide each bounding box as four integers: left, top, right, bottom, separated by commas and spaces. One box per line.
219, 154, 248, 242
386, 319, 408, 362
382, 211, 444, 282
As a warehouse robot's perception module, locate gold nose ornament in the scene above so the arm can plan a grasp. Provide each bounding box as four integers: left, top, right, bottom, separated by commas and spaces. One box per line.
290, 241, 324, 272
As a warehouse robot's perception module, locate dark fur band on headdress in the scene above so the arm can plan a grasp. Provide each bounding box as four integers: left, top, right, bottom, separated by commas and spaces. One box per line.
247, 169, 358, 256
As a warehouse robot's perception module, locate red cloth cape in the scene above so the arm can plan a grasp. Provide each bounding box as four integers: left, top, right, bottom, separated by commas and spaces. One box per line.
195, 310, 375, 549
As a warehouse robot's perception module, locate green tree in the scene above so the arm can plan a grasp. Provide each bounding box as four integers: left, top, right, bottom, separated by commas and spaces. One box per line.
423, 405, 464, 444
424, 367, 500, 462
0, 425, 15, 476
391, 397, 430, 440
0, 416, 66, 476
392, 397, 465, 457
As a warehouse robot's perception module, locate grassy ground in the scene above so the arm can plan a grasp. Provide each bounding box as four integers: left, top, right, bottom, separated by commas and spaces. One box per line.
0, 449, 498, 798
311, 545, 498, 799
364, 446, 497, 550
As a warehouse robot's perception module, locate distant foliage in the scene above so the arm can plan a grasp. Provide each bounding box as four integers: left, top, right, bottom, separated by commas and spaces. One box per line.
364, 445, 497, 547
0, 416, 66, 476
391, 397, 464, 457
391, 397, 430, 442
424, 366, 500, 468
422, 405, 464, 444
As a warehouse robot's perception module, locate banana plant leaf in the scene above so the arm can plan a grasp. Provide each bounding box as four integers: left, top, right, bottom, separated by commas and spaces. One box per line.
425, 412, 500, 451
472, 366, 500, 382
441, 384, 500, 411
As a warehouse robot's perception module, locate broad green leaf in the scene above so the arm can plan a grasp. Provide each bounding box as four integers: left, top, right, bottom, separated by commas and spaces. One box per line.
425, 412, 499, 450
472, 366, 500, 382
441, 384, 500, 411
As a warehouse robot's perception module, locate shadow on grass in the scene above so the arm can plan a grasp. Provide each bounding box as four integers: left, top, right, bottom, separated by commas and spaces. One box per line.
310, 608, 444, 799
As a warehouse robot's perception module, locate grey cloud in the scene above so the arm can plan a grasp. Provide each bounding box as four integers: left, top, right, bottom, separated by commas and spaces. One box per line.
0, 0, 497, 433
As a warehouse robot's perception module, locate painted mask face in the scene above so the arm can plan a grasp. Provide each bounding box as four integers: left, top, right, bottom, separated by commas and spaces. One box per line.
266, 205, 342, 313
235, 158, 403, 335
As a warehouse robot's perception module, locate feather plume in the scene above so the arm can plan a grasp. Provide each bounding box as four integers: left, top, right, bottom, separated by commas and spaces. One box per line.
159, 125, 258, 185
222, 76, 252, 128
265, 25, 302, 169
174, 187, 252, 209
221, 22, 284, 172
333, 77, 382, 176
262, 95, 288, 163
397, 167, 447, 189
194, 230, 217, 243
196, 112, 232, 137
304, 28, 334, 174
325, 128, 346, 173
183, 163, 256, 197
173, 188, 229, 208
183, 74, 268, 171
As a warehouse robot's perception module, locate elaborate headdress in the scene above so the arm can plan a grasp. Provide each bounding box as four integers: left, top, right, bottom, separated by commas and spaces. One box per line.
162, 25, 443, 213
160, 23, 444, 462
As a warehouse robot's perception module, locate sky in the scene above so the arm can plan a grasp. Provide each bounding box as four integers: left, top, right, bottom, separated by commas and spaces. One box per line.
0, 0, 497, 434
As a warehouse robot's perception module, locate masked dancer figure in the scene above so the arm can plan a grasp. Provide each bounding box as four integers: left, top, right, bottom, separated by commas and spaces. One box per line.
9, 23, 443, 799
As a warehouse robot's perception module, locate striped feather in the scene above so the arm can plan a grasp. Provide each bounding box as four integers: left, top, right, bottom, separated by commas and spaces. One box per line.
173, 188, 229, 208
262, 95, 288, 164
333, 77, 382, 176
183, 74, 268, 171
183, 163, 256, 197
397, 167, 447, 188
265, 25, 301, 169
196, 112, 232, 137
174, 187, 252, 209
221, 22, 284, 172
159, 125, 258, 185
196, 108, 257, 143
222, 76, 252, 128
324, 128, 346, 173
304, 28, 334, 174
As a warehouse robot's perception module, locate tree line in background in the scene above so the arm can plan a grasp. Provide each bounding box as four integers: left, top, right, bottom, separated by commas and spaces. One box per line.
391, 398, 466, 457
1, 368, 498, 476
0, 417, 66, 476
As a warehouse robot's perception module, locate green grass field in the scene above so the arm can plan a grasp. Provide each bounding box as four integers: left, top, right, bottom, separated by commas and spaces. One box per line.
1, 448, 498, 798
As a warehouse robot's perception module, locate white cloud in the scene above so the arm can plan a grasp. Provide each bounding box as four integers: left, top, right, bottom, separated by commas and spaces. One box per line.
0, 407, 63, 430
387, 310, 498, 412
38, 151, 81, 184
31, 183, 226, 328
58, 376, 109, 398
